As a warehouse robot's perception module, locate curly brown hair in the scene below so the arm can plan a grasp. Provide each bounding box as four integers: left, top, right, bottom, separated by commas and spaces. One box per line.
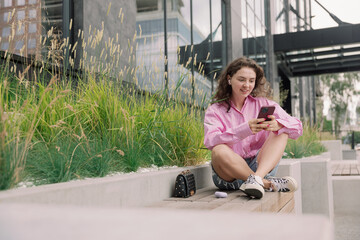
212, 57, 272, 111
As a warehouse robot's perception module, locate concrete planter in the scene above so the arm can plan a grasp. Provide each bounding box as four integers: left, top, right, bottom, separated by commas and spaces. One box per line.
0, 164, 214, 208
1, 153, 334, 219
276, 160, 302, 214
284, 152, 334, 220
0, 160, 303, 210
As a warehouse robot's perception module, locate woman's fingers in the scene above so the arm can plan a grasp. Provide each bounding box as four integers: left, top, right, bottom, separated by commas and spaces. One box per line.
249, 118, 268, 133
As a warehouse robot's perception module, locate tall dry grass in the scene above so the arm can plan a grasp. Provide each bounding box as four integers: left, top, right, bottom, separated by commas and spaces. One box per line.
0, 4, 210, 190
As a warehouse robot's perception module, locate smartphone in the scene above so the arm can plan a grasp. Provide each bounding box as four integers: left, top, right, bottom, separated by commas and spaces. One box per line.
257, 105, 275, 122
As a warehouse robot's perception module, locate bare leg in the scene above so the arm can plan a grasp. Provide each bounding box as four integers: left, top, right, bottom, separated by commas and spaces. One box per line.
211, 144, 254, 182
211, 132, 288, 188
255, 132, 289, 188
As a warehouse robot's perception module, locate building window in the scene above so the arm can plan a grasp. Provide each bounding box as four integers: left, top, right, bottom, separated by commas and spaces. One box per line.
1, 42, 9, 50
29, 9, 37, 18
17, 0, 25, 6
3, 11, 11, 22
4, 0, 12, 7
15, 40, 24, 50
29, 23, 37, 33
17, 10, 25, 20
29, 0, 37, 4
28, 38, 36, 49
16, 25, 24, 35
137, 0, 158, 12
2, 27, 10, 37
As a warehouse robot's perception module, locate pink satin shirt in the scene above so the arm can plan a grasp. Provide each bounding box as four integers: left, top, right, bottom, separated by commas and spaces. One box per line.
204, 95, 303, 158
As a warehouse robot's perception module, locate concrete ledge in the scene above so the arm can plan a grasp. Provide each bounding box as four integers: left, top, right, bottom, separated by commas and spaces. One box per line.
333, 176, 360, 215
0, 159, 304, 212
0, 164, 214, 208
0, 203, 334, 240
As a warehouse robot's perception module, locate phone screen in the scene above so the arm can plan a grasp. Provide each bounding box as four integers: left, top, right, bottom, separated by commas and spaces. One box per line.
257, 106, 275, 121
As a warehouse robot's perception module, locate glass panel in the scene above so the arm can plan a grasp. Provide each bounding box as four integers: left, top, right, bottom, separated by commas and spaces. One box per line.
274, 0, 286, 34
16, 24, 24, 35
135, 0, 165, 93
41, 0, 63, 58
211, 0, 222, 41
255, 18, 263, 37
192, 0, 210, 44
15, 40, 24, 50
255, 0, 261, 21
17, 0, 25, 6
2, 27, 10, 37
1, 42, 9, 50
247, 7, 255, 36
17, 10, 25, 20
29, 9, 36, 18
3, 11, 11, 22
4, 0, 12, 7
28, 23, 37, 33
241, 0, 247, 26
28, 38, 36, 49
242, 24, 247, 39
137, 0, 158, 12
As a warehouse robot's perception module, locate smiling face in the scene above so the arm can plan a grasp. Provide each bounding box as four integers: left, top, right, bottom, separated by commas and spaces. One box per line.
228, 66, 256, 103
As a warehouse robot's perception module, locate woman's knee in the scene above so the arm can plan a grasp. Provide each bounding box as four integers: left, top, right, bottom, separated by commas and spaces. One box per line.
211, 144, 234, 166
270, 131, 288, 140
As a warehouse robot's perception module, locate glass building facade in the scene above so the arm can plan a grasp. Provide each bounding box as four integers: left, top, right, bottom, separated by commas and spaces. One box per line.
273, 0, 315, 122
0, 0, 42, 57
0, 0, 317, 119
135, 0, 224, 105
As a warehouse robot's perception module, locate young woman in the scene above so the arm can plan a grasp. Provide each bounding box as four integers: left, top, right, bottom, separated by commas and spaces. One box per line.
204, 57, 303, 199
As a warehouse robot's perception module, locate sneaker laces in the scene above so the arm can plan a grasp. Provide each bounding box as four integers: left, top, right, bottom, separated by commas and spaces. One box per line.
247, 174, 264, 187
270, 178, 290, 192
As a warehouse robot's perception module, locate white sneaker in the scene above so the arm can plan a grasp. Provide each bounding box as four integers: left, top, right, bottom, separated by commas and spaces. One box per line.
240, 174, 265, 199
268, 176, 298, 192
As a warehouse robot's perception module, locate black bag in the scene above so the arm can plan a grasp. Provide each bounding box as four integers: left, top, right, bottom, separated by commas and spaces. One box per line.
174, 170, 196, 198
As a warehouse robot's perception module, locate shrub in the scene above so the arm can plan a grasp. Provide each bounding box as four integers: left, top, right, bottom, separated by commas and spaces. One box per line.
284, 123, 327, 158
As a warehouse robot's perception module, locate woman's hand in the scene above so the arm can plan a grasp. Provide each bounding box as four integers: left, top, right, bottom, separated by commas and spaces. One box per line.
249, 115, 283, 134
263, 115, 283, 132
248, 118, 267, 133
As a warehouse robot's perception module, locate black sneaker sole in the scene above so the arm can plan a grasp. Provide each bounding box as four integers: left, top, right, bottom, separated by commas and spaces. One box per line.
244, 188, 263, 199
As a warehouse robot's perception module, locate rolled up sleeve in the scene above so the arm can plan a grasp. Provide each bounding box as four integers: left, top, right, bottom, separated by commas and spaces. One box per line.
274, 106, 303, 140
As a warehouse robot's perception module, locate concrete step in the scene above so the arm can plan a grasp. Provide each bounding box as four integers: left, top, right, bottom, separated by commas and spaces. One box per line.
0, 203, 333, 240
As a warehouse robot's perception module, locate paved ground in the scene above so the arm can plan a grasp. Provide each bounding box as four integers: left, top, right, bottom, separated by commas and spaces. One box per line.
335, 214, 360, 240
333, 148, 360, 240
